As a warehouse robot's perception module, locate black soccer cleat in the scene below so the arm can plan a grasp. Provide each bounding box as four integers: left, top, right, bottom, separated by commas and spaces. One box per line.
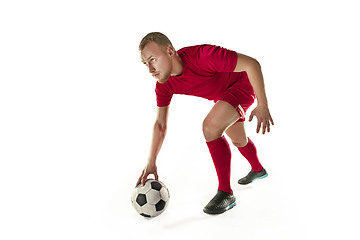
238, 168, 268, 185
203, 190, 236, 215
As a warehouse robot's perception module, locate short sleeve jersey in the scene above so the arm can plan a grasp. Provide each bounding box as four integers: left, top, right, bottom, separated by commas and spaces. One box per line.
155, 44, 248, 107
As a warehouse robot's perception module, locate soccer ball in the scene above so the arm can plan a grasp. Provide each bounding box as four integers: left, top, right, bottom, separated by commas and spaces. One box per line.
131, 179, 170, 218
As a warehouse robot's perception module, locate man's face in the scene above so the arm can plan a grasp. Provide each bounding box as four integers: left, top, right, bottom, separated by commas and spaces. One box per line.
141, 42, 172, 83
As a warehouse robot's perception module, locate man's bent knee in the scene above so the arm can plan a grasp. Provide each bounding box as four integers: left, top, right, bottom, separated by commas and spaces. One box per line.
231, 138, 248, 148
202, 118, 225, 141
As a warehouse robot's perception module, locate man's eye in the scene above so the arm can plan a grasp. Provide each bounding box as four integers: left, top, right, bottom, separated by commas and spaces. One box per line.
151, 58, 155, 62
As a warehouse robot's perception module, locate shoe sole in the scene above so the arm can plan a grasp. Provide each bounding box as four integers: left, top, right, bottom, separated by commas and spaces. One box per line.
254, 173, 268, 181
227, 201, 237, 210
238, 173, 268, 185
203, 201, 237, 215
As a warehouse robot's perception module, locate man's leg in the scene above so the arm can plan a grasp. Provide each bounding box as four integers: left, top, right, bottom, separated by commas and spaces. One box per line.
224, 121, 248, 147
202, 100, 239, 214
225, 122, 268, 184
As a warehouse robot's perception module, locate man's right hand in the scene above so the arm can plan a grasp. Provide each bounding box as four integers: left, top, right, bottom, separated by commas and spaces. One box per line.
136, 163, 159, 186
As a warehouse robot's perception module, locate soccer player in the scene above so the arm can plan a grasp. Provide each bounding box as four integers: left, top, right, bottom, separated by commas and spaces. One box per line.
136, 32, 274, 214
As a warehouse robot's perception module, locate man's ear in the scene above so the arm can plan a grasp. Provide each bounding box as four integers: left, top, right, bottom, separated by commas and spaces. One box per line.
167, 46, 175, 57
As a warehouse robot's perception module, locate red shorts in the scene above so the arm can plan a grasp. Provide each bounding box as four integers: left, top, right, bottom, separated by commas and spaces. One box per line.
215, 77, 256, 122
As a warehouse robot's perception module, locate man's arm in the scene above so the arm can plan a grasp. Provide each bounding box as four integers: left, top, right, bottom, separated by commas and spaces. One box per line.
148, 106, 169, 163
234, 53, 274, 134
137, 106, 169, 185
234, 53, 267, 105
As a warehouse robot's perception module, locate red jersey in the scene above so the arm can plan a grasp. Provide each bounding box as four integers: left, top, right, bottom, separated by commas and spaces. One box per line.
155, 44, 253, 107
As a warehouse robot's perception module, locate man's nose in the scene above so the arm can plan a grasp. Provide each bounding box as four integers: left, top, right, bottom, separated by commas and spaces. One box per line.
148, 64, 156, 73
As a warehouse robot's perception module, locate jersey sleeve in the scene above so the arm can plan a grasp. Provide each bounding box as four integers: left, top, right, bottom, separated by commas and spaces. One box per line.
155, 82, 173, 107
198, 45, 238, 73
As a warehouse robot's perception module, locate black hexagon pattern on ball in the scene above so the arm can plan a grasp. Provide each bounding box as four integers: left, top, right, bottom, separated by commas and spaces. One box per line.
155, 199, 166, 211
140, 213, 151, 218
136, 194, 147, 206
151, 181, 162, 191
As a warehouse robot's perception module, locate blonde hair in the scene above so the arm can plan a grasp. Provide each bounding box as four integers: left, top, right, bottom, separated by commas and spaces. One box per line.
139, 32, 173, 51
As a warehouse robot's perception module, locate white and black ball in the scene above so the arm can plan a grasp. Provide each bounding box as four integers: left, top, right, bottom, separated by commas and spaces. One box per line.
131, 179, 170, 218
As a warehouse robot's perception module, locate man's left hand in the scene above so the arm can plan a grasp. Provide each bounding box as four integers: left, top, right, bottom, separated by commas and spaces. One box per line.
249, 105, 274, 134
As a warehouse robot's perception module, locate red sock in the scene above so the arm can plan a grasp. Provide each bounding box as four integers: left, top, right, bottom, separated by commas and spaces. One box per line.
206, 136, 232, 194
238, 138, 263, 172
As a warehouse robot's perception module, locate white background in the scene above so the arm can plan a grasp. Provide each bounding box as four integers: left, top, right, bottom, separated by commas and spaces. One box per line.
1, 0, 359, 239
